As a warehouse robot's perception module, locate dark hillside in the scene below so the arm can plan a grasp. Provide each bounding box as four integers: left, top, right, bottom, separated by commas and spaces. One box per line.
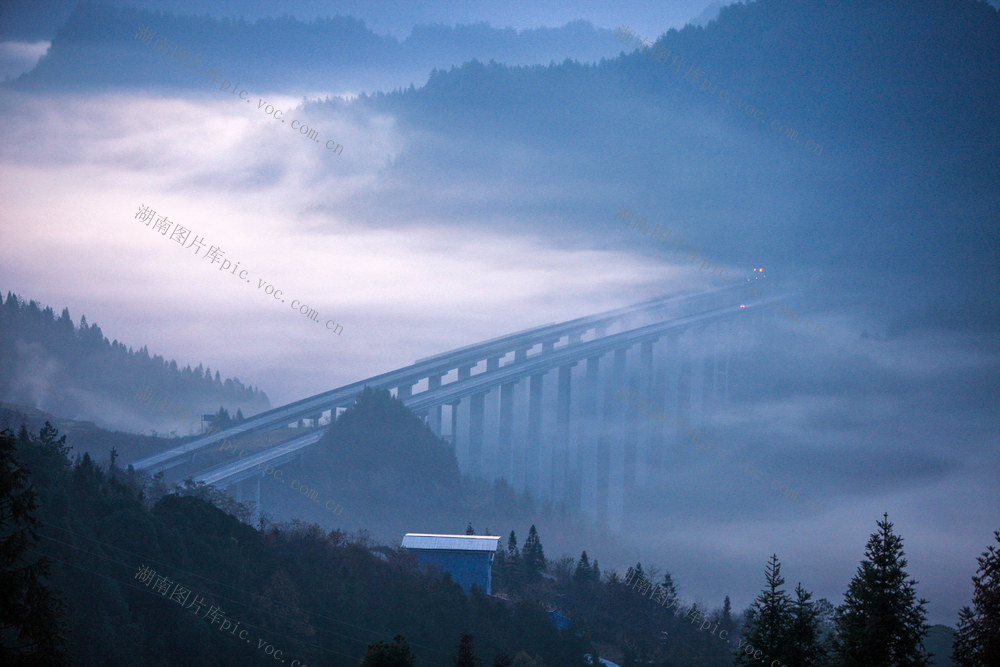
0, 291, 270, 433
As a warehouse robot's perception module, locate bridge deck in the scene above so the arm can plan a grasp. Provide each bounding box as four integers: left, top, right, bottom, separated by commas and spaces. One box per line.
131, 287, 781, 485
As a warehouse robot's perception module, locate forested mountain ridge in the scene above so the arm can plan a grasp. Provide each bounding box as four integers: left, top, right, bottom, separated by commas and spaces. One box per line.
6, 2, 621, 93
3, 423, 597, 665
379, 0, 1000, 149
5, 422, 981, 665
0, 291, 269, 434
342, 0, 999, 313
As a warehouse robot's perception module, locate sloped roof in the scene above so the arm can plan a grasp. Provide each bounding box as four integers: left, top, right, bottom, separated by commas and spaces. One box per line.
401, 533, 501, 552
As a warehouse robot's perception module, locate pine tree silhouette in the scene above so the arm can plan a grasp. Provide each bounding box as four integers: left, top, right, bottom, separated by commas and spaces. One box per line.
953, 529, 1000, 666
833, 513, 930, 666
735, 554, 792, 665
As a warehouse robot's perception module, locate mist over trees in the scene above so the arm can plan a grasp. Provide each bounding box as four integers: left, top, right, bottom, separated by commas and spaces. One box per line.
344, 0, 999, 314
7, 2, 620, 93
4, 405, 997, 665
0, 291, 269, 431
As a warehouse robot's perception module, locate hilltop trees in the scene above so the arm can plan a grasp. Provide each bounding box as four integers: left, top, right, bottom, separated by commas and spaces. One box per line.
953, 529, 1000, 666
207, 406, 246, 429
318, 387, 459, 492
833, 513, 930, 666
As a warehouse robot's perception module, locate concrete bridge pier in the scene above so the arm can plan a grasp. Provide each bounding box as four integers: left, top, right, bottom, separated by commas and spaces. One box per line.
498, 380, 517, 485
427, 374, 443, 435
475, 358, 502, 479
648, 344, 665, 473
451, 398, 465, 468
579, 355, 602, 518
449, 365, 475, 469
634, 339, 656, 488
468, 391, 486, 477
525, 371, 545, 493
554, 362, 575, 504
231, 476, 261, 515
253, 476, 260, 516
689, 327, 707, 429
481, 387, 500, 480
607, 347, 628, 529
662, 332, 683, 468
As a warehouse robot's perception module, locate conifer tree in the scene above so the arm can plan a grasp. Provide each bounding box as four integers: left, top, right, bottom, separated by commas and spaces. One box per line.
786, 582, 827, 666
0, 429, 66, 663
721, 595, 734, 633
659, 572, 679, 606
953, 529, 1000, 666
502, 531, 520, 592
506, 531, 519, 561
573, 551, 590, 580
735, 554, 792, 666
574, 551, 591, 585
522, 525, 546, 580
625, 561, 646, 591
454, 633, 482, 667
833, 513, 930, 666
360, 634, 415, 666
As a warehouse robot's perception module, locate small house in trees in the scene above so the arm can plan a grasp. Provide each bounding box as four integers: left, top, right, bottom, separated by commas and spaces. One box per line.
401, 533, 501, 594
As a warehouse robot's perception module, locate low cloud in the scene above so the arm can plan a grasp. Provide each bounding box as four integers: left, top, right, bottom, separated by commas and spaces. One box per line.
0, 40, 48, 80
1, 83, 996, 628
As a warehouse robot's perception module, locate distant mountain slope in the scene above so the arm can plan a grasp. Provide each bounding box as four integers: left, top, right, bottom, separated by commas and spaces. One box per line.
0, 291, 270, 434
926, 624, 956, 666
341, 0, 999, 313
688, 0, 737, 27
6, 2, 621, 93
